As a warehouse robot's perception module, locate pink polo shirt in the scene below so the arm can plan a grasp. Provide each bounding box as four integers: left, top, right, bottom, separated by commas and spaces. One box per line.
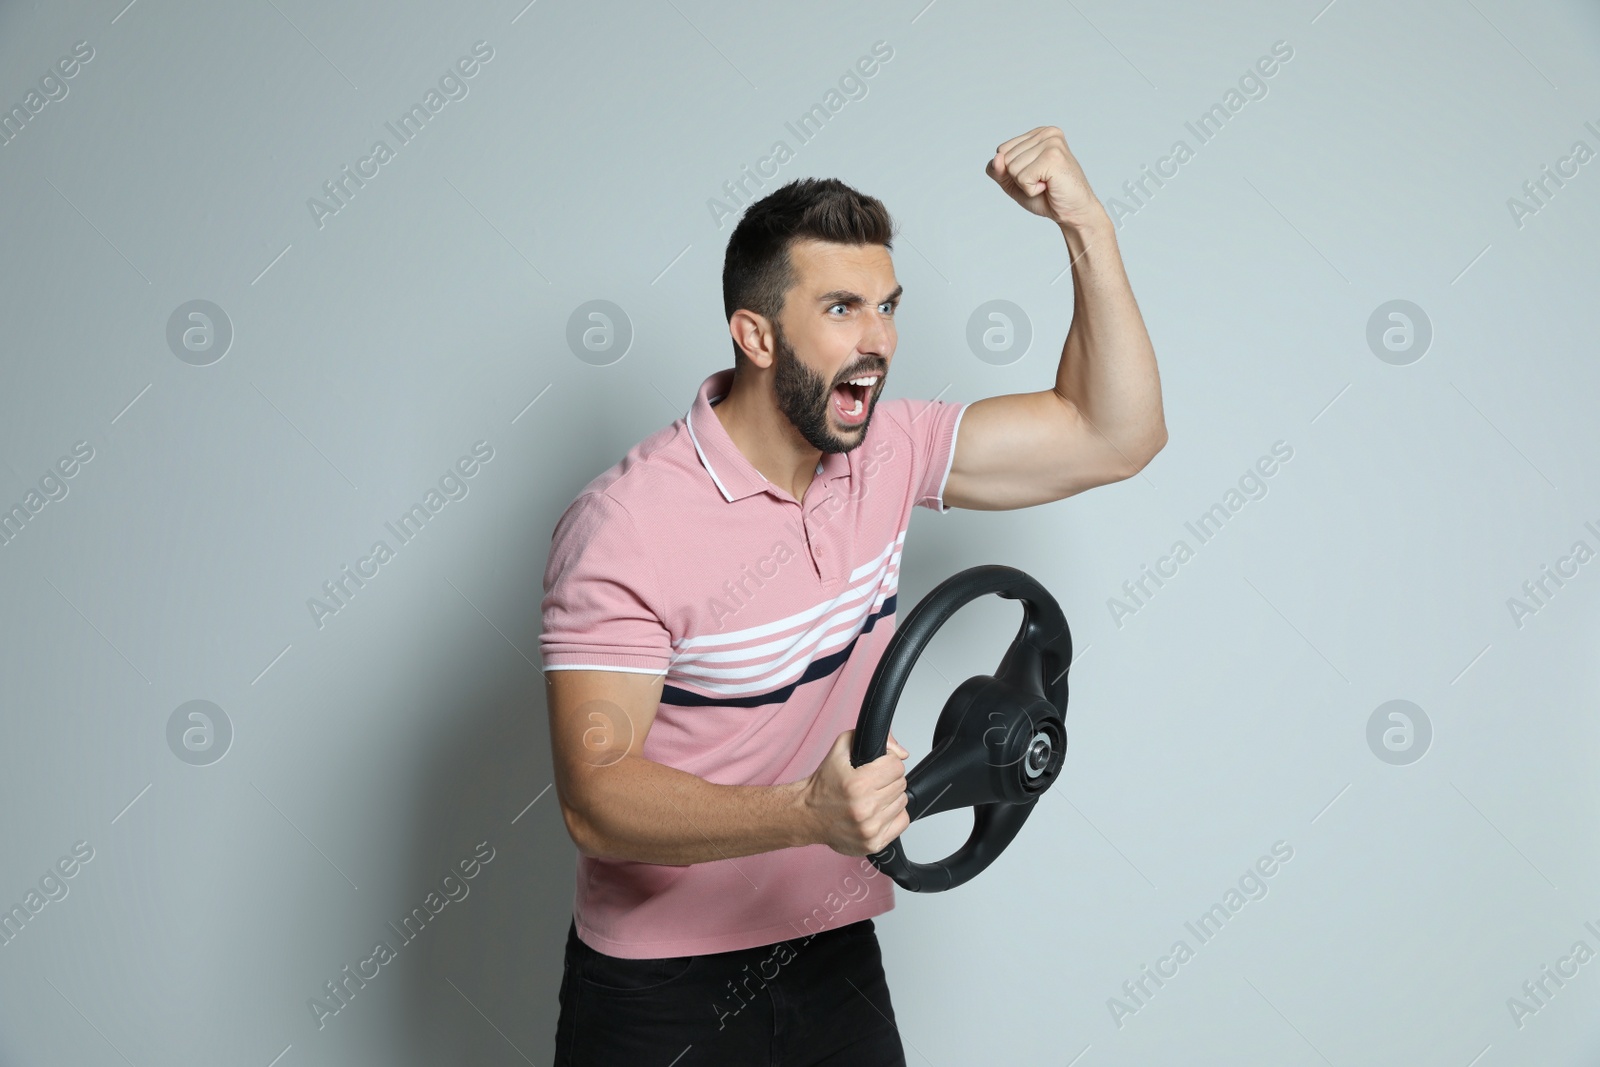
539, 367, 968, 958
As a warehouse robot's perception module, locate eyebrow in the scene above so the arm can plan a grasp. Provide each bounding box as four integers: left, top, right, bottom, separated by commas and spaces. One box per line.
816, 284, 903, 308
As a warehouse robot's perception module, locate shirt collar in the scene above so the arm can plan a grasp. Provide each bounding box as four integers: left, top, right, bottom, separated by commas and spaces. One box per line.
684, 368, 854, 503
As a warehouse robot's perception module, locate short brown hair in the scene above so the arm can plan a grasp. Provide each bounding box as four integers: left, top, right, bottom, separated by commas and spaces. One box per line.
721, 177, 895, 366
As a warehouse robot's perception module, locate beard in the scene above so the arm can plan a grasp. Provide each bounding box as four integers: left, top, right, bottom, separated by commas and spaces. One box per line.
771, 321, 881, 455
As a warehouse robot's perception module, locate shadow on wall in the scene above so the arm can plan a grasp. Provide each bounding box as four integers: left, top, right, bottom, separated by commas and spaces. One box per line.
391, 647, 572, 1064
382, 383, 641, 1062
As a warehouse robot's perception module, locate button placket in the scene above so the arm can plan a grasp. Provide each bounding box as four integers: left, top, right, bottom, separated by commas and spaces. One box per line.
806, 516, 845, 583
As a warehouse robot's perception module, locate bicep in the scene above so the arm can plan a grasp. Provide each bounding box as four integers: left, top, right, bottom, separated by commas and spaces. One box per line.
546, 668, 665, 848
940, 390, 1135, 511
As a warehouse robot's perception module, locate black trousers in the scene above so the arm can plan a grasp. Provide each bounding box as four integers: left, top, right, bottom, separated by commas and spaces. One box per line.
553, 916, 908, 1066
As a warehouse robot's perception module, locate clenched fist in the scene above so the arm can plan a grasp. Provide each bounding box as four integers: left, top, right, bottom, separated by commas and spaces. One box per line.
802, 729, 911, 857
985, 125, 1102, 230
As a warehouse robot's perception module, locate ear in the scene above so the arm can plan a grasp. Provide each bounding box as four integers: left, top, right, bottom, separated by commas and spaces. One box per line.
729, 310, 777, 370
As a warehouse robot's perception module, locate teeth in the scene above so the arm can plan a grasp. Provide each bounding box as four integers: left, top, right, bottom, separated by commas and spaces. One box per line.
846, 376, 878, 387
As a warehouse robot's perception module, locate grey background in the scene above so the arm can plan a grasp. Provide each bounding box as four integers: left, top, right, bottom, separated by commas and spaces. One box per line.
1, 0, 1597, 1063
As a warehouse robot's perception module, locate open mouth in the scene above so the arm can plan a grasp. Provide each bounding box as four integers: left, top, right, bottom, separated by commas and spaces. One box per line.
831, 373, 880, 425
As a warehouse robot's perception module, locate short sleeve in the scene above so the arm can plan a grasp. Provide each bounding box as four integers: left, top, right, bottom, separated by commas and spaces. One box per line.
539, 491, 673, 674
876, 398, 968, 513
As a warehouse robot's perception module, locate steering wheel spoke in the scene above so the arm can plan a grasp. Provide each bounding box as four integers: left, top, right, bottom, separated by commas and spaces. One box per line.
905, 736, 1005, 819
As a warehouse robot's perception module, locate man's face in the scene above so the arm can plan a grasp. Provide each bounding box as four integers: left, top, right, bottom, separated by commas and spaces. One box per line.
770, 239, 900, 455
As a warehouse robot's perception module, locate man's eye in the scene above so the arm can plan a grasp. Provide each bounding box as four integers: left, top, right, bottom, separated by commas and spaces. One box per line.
879, 303, 896, 314
829, 303, 847, 315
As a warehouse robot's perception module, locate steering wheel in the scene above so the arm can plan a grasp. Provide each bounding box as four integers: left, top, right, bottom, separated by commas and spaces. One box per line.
850, 565, 1073, 892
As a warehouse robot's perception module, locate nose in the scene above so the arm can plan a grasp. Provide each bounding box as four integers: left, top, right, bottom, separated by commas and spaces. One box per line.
861, 307, 894, 358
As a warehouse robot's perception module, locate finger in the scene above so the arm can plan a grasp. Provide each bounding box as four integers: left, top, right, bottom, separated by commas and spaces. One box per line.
867, 757, 907, 790
988, 154, 1026, 192
994, 126, 1051, 159
865, 752, 902, 779
869, 800, 904, 838
988, 130, 1042, 175
991, 130, 1055, 179
1004, 143, 1053, 193
992, 154, 1049, 200
989, 140, 1031, 177
870, 811, 905, 853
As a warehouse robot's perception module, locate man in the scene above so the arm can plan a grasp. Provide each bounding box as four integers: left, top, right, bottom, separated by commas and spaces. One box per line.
541, 126, 1165, 1065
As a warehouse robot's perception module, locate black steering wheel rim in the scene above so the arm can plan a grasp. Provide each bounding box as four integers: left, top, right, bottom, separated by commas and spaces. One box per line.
851, 564, 1073, 892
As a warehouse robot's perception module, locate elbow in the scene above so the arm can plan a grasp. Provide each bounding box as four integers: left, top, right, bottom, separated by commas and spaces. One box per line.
561, 801, 603, 859
1142, 424, 1169, 466
1118, 426, 1167, 480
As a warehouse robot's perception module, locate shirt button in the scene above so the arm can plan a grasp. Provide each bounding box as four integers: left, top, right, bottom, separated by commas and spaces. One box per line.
815, 463, 823, 474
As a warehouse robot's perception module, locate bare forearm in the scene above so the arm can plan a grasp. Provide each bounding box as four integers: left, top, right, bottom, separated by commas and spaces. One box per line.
571, 755, 816, 866
1054, 207, 1166, 464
